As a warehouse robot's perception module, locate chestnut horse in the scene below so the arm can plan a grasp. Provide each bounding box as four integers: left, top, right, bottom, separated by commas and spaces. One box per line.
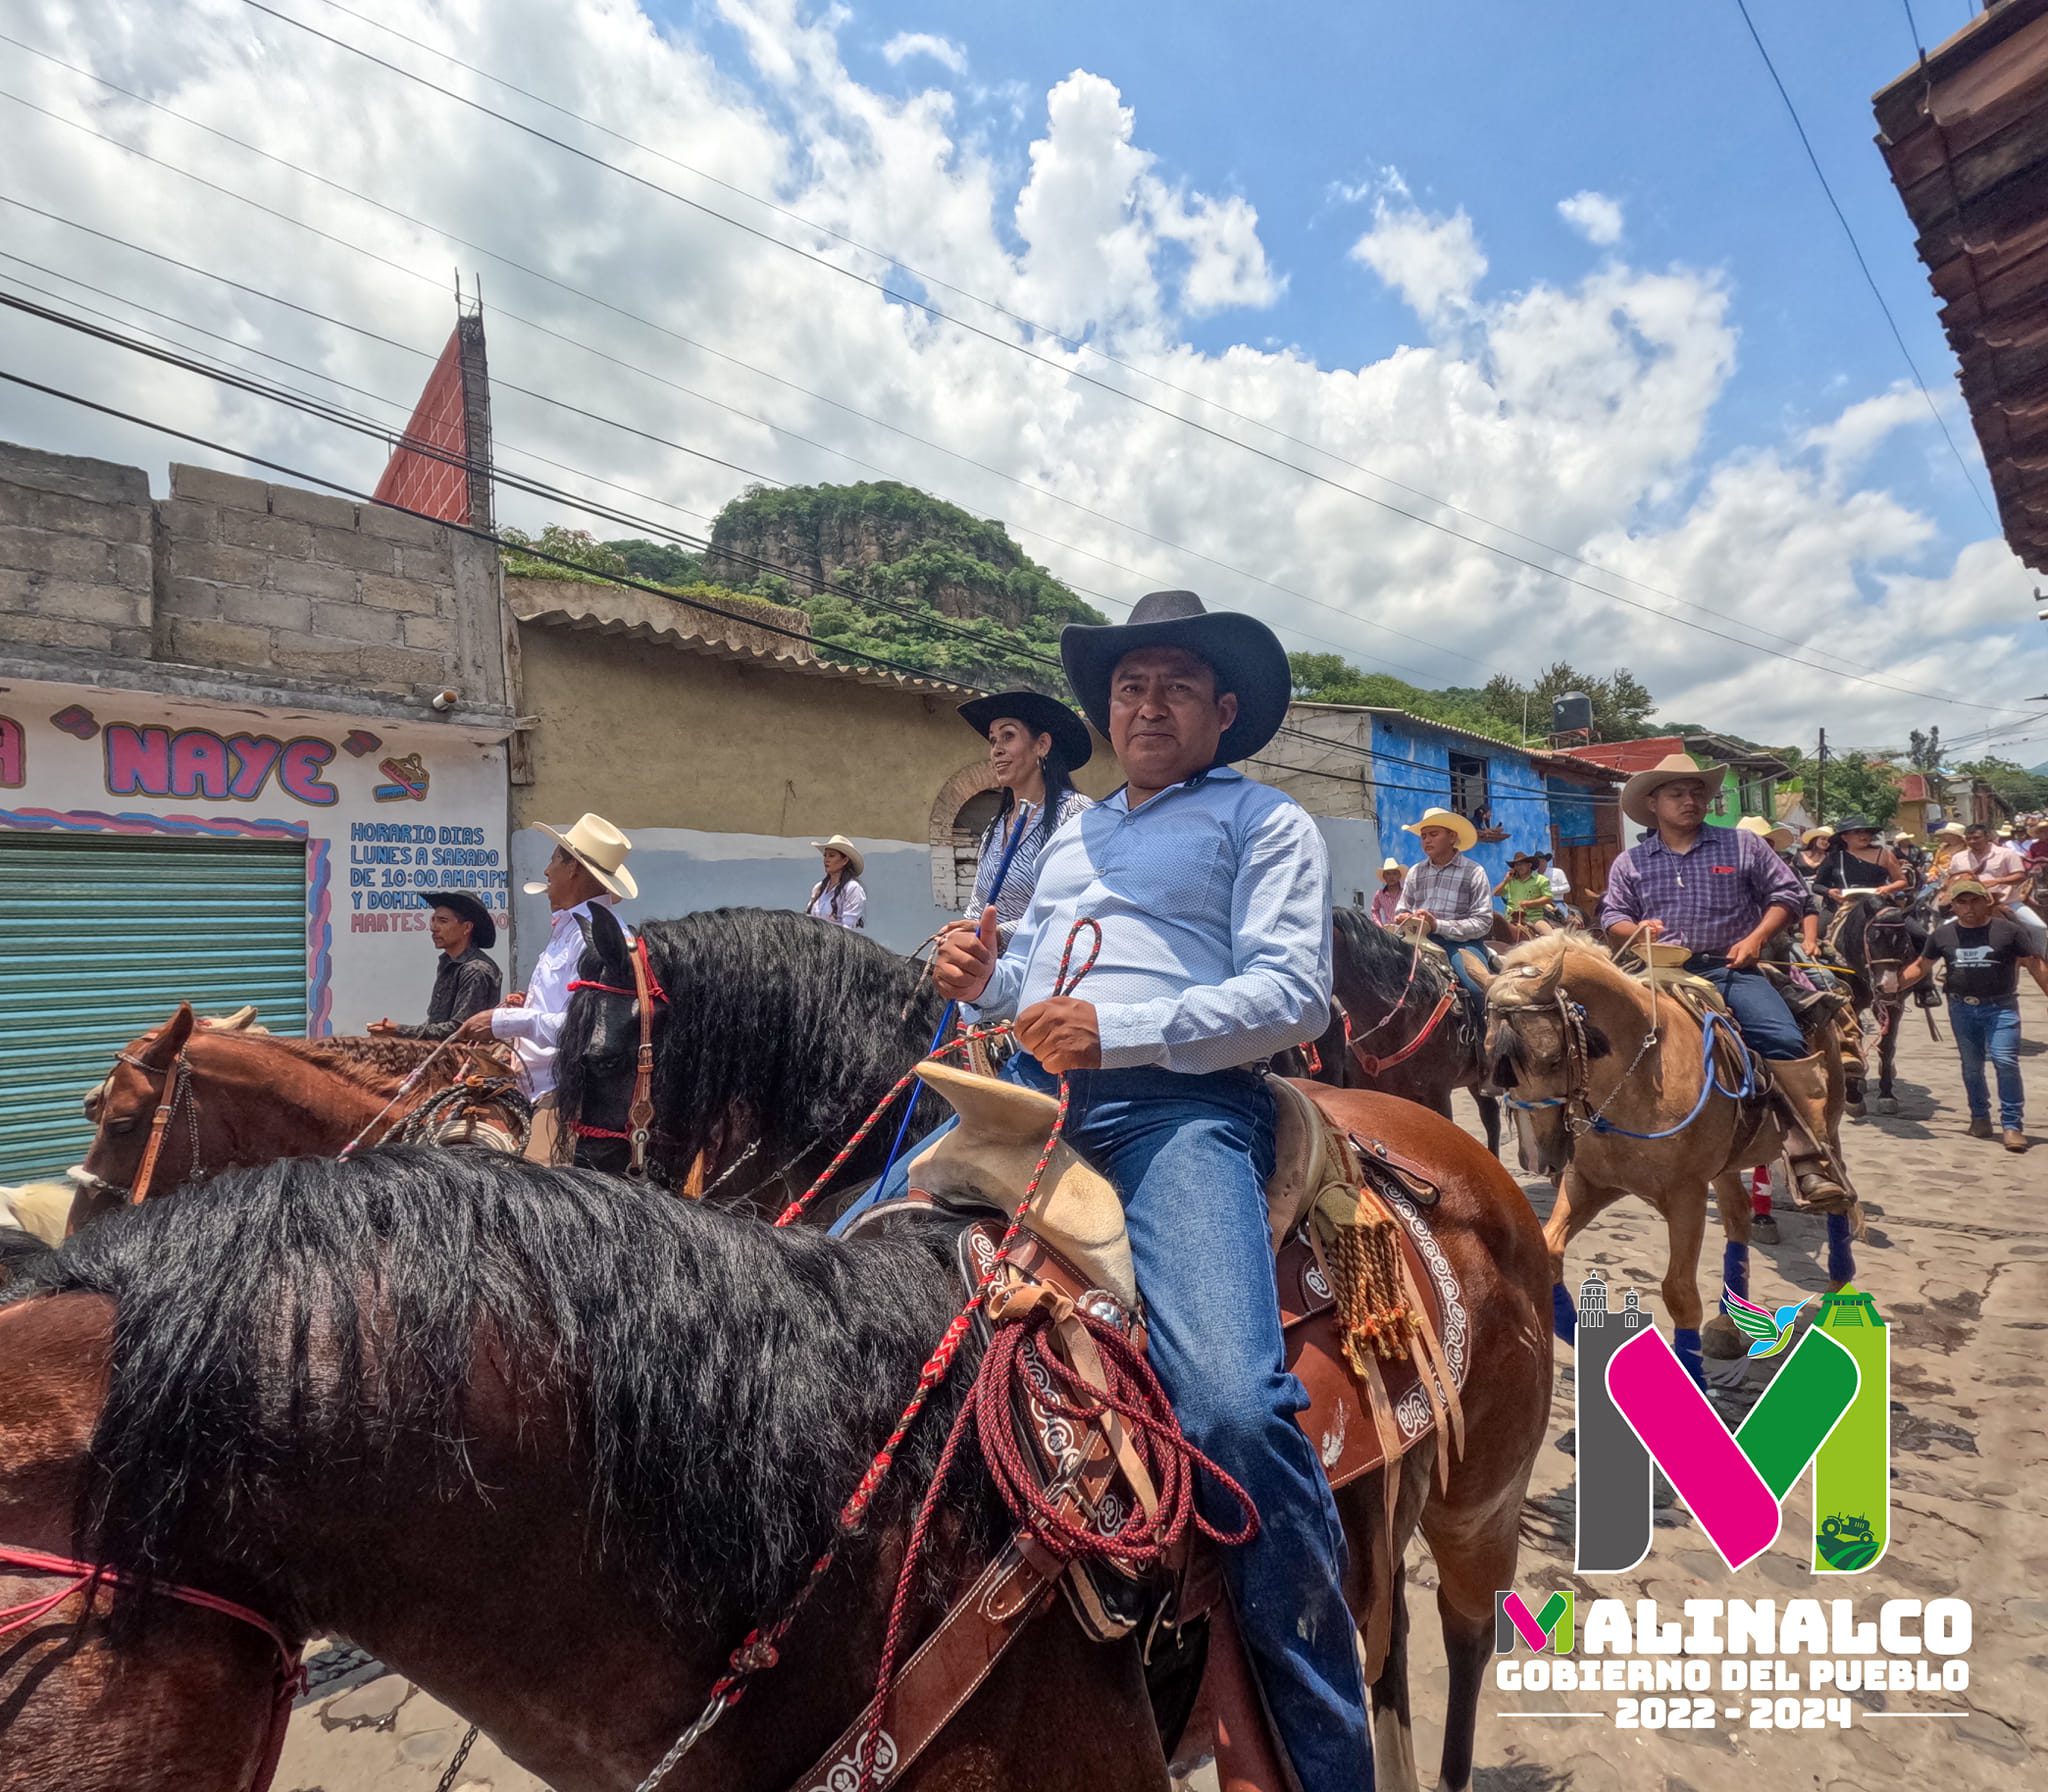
1301, 909, 1502, 1156
66, 1004, 520, 1230
0, 1098, 1550, 1792
1476, 933, 1857, 1382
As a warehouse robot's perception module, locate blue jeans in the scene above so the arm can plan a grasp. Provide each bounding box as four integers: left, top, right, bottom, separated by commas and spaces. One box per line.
1440, 934, 1492, 1006
1690, 959, 1808, 1060
1950, 998, 2023, 1129
871, 1054, 1373, 1791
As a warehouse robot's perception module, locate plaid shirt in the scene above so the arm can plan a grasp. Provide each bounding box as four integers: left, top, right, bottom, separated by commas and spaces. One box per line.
1601, 825, 1810, 955
1393, 852, 1494, 941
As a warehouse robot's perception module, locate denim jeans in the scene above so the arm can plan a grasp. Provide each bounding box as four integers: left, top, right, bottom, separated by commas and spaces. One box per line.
1949, 998, 2024, 1130
870, 1054, 1373, 1791
1689, 959, 1809, 1060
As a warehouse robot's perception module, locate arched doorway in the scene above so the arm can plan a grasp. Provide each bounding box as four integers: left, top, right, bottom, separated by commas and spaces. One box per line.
928, 759, 1001, 910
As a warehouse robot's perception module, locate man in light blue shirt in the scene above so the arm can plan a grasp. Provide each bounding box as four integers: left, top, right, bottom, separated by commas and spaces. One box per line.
885, 591, 1369, 1791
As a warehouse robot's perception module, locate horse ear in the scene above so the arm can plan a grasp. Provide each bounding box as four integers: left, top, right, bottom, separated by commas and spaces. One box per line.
1530, 952, 1564, 999
147, 1003, 196, 1064
585, 901, 629, 970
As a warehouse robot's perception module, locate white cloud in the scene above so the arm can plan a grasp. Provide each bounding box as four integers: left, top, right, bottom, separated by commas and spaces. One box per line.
1349, 194, 1486, 323
1558, 189, 1625, 246
881, 31, 966, 75
0, 1, 2032, 751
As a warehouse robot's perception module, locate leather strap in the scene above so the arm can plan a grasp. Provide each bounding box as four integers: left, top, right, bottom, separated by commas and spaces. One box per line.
625, 935, 659, 1179
129, 1052, 187, 1206
1349, 988, 1456, 1078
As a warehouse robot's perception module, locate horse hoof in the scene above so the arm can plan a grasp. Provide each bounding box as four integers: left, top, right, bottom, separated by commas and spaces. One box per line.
1846, 1098, 1866, 1118
1751, 1215, 1780, 1245
1875, 1096, 1899, 1116
1702, 1315, 1748, 1360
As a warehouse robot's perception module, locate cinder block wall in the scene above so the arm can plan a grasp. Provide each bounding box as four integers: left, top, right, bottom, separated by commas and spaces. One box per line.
0, 441, 507, 709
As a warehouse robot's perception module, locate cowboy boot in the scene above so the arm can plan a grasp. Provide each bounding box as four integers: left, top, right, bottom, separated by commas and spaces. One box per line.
1768, 1053, 1854, 1213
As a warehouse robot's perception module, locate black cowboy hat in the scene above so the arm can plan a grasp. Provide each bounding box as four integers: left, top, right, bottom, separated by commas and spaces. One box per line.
418, 890, 496, 949
956, 689, 1093, 770
1831, 813, 1877, 835
1059, 590, 1291, 766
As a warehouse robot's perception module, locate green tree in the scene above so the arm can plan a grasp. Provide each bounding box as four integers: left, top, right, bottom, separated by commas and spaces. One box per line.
1289, 654, 1524, 743
1478, 661, 1659, 741
605, 538, 706, 585
1817, 752, 1900, 827
499, 525, 630, 580
1907, 726, 1943, 773
1955, 756, 2048, 813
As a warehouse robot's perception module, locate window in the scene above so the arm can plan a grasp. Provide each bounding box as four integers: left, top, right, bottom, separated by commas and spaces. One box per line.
1448, 752, 1490, 824
948, 788, 1004, 910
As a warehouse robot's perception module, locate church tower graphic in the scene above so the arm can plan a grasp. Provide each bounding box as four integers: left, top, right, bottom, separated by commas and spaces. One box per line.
1574, 1271, 1654, 1573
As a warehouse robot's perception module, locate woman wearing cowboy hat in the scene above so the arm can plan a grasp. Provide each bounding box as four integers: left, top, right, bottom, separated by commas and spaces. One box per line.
803, 836, 867, 929
953, 690, 1095, 940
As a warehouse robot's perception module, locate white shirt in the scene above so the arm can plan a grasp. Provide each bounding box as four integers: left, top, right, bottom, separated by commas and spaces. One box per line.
1545, 865, 1572, 898
805, 877, 866, 928
973, 767, 1330, 1075
491, 896, 619, 1099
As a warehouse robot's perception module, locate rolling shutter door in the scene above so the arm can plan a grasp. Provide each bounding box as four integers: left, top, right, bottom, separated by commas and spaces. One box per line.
0, 833, 308, 1182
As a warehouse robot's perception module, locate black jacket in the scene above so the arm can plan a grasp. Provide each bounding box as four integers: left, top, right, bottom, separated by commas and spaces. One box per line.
392, 946, 502, 1039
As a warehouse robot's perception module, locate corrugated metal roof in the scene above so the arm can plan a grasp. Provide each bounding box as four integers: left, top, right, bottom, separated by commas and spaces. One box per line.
1288, 701, 1540, 760
1876, 0, 2048, 573
507, 576, 979, 698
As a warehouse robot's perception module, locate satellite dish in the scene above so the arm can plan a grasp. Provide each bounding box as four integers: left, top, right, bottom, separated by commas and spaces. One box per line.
1552, 691, 1594, 738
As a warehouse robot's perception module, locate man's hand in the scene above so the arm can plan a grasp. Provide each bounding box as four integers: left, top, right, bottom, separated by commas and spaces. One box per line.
504, 991, 527, 1008
933, 905, 999, 1003
1725, 931, 1767, 971
1014, 997, 1102, 1072
451, 1010, 497, 1043
367, 1018, 397, 1035
1407, 908, 1436, 931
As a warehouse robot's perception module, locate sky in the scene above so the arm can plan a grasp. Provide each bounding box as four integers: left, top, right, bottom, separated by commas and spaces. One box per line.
1, 0, 2045, 756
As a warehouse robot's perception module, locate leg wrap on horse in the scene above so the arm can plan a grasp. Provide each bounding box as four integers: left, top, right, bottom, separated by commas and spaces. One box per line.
1673, 1327, 1705, 1390
1552, 1281, 1578, 1345
1722, 1240, 1749, 1303
1826, 1211, 1856, 1286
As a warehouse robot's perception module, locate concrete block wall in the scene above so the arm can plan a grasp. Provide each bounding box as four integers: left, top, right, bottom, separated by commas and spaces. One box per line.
0, 443, 155, 658
0, 441, 508, 711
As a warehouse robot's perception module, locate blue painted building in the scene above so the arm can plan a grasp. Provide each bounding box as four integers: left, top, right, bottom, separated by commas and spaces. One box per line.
1362, 710, 1557, 884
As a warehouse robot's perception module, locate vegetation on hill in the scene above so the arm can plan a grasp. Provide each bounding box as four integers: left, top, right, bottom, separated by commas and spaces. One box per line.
1289, 654, 1663, 746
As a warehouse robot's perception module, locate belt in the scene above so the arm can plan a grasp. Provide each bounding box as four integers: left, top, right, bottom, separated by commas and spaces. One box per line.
1949, 995, 2017, 1008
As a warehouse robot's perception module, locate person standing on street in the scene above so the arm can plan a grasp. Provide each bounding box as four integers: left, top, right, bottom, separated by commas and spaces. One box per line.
453, 813, 636, 1165
804, 835, 867, 929
1900, 879, 2048, 1152
369, 891, 502, 1038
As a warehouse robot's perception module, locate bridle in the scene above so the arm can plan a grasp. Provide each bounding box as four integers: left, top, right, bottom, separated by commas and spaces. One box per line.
112, 1046, 203, 1207
567, 933, 669, 1179
0, 1543, 303, 1792
1341, 941, 1459, 1078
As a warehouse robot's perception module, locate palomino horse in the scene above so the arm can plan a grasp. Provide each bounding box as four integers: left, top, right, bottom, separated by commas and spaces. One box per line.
0, 1098, 1551, 1792
555, 905, 947, 1213
1302, 908, 1502, 1155
1476, 934, 1858, 1382
1823, 893, 1928, 1117
66, 1003, 522, 1230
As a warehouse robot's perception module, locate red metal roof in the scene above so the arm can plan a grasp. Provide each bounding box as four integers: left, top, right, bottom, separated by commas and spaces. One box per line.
1875, 0, 2048, 573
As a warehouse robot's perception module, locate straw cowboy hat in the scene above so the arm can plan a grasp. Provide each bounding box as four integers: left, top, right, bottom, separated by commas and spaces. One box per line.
1801, 825, 1834, 846
956, 690, 1093, 770
1060, 590, 1291, 765
1737, 814, 1795, 849
1619, 752, 1726, 828
1379, 856, 1404, 875
810, 834, 865, 878
528, 813, 637, 900
1402, 806, 1478, 852
1934, 821, 1967, 841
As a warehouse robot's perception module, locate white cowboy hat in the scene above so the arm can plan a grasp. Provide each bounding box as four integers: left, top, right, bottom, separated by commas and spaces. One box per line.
1620, 753, 1726, 828
528, 812, 637, 900
1934, 822, 1968, 840
811, 834, 865, 878
1800, 825, 1833, 845
1402, 807, 1478, 853
1737, 814, 1795, 849
1379, 856, 1403, 874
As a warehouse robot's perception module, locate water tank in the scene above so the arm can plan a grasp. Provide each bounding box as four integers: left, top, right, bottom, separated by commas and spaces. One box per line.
1552, 691, 1594, 737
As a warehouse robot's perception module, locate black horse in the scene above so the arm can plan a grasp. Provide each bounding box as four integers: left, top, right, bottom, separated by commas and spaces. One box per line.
1824, 895, 1930, 1116
1301, 908, 1502, 1155
555, 906, 947, 1214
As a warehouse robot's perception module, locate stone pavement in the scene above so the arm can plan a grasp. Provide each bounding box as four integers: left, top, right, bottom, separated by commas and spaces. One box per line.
274, 989, 2045, 1792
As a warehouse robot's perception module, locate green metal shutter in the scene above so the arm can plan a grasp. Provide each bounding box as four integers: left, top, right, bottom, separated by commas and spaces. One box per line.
0, 833, 309, 1183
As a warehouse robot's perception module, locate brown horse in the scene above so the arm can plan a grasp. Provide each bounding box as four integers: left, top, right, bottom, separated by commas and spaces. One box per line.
0, 1090, 1550, 1792
1474, 933, 1857, 1382
66, 1004, 521, 1230
1302, 909, 1502, 1155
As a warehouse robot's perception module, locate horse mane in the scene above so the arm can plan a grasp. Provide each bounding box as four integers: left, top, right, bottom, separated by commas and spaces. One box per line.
1332, 906, 1447, 1008
555, 907, 947, 1180
1493, 931, 1613, 979
189, 1032, 494, 1094
4, 1148, 979, 1637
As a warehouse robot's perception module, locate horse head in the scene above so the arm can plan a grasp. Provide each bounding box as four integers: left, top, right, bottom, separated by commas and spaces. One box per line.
73, 1003, 198, 1227
555, 904, 669, 1179
1478, 937, 1613, 1179
1861, 905, 1919, 999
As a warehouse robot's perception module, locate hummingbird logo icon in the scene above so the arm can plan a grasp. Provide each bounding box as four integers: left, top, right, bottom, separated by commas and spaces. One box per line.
1720, 1287, 1815, 1359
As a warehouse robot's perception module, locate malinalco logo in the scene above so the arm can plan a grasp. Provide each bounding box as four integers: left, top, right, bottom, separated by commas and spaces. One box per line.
1570, 1276, 1889, 1575
1495, 1590, 1574, 1653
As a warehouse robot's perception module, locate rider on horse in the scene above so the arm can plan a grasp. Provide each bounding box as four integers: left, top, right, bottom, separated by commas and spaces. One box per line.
894, 590, 1370, 1792
954, 690, 1096, 943
1393, 805, 1496, 1002
1600, 755, 1851, 1212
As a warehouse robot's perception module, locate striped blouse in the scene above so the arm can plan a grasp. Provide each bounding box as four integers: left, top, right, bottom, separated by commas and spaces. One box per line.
967, 787, 1096, 930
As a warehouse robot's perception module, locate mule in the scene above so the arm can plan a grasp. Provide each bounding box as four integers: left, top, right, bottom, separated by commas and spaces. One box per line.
0, 1093, 1551, 1792
1303, 909, 1502, 1156
1475, 934, 1858, 1382
555, 905, 947, 1214
66, 1005, 521, 1230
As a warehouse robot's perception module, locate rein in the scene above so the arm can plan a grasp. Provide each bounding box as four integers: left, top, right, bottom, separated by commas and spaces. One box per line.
0, 1543, 304, 1792
116, 1047, 199, 1207
566, 933, 670, 1179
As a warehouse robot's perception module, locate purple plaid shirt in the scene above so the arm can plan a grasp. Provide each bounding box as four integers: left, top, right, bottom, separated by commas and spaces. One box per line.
1600, 825, 1810, 955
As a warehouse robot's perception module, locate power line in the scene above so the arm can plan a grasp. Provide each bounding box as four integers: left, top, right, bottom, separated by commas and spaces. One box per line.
1730, 0, 1995, 521
226, 0, 2027, 706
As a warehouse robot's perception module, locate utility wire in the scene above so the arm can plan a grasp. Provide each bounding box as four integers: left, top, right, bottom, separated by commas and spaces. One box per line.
228, 0, 2020, 702
1730, 0, 1995, 521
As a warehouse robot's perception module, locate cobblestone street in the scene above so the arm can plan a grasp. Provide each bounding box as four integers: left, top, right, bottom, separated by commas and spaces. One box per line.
274, 993, 2045, 1792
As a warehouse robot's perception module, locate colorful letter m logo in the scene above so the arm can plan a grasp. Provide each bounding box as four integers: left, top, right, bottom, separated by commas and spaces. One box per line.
1495, 1591, 1574, 1654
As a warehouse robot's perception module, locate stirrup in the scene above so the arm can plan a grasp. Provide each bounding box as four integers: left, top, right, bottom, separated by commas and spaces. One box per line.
1789, 1161, 1853, 1215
